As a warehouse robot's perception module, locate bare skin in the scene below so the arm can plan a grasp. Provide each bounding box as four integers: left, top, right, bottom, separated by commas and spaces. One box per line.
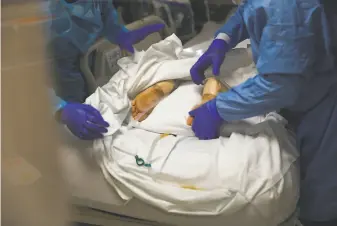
186, 78, 229, 126
132, 80, 177, 121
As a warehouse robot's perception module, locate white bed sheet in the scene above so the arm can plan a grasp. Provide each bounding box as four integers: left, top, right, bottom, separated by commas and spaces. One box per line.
60, 133, 299, 226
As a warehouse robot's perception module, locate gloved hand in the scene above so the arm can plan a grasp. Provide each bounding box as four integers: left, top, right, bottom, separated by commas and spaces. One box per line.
60, 103, 109, 140
188, 99, 224, 140
190, 39, 230, 85
116, 23, 165, 53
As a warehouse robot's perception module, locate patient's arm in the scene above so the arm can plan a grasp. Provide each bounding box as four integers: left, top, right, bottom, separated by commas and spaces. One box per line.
132, 80, 177, 121
187, 78, 229, 126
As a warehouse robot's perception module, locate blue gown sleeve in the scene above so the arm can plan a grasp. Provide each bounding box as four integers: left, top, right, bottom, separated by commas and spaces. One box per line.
215, 5, 249, 48
50, 35, 87, 102
214, 2, 321, 121
102, 1, 128, 44
48, 88, 68, 115
215, 74, 302, 121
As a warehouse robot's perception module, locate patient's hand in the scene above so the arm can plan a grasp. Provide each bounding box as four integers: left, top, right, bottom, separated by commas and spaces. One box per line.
132, 80, 176, 122
187, 78, 228, 126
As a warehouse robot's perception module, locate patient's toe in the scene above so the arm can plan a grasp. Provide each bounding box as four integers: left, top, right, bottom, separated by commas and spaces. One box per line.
131, 102, 137, 115
138, 108, 154, 122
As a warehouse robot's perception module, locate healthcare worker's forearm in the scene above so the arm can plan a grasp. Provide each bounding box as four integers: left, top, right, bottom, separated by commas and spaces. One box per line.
53, 58, 87, 102
215, 74, 302, 121
50, 34, 88, 102
215, 5, 249, 48
104, 6, 128, 43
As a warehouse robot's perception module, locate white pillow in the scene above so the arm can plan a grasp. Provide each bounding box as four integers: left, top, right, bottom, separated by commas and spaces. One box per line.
130, 81, 266, 136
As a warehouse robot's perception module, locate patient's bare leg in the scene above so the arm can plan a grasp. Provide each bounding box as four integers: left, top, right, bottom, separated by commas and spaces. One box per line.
132, 80, 177, 122
187, 78, 229, 126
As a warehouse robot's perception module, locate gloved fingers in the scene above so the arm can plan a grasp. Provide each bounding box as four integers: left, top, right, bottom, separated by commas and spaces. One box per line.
191, 121, 219, 140
132, 23, 165, 43
190, 67, 206, 85
83, 106, 110, 127
86, 115, 110, 128
197, 132, 211, 140
192, 125, 207, 140
82, 104, 103, 117
190, 55, 212, 85
212, 54, 225, 76
84, 121, 108, 134
188, 103, 205, 117
188, 109, 197, 117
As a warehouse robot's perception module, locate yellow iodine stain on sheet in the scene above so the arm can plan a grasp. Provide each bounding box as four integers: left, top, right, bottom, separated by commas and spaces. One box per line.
160, 133, 170, 139
180, 185, 203, 190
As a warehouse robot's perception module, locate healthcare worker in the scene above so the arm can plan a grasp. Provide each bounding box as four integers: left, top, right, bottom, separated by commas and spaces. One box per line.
189, 0, 337, 225
50, 89, 109, 140
49, 0, 164, 102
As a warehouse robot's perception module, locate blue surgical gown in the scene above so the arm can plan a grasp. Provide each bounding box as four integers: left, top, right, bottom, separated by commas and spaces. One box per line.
214, 0, 337, 221
49, 0, 127, 102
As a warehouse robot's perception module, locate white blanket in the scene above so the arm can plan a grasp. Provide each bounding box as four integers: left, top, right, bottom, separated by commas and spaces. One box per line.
86, 35, 299, 226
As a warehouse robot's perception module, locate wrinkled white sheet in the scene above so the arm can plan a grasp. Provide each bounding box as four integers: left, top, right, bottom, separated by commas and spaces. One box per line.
85, 34, 300, 226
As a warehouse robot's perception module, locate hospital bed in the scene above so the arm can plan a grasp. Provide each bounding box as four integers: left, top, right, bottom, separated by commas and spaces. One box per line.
60, 16, 300, 226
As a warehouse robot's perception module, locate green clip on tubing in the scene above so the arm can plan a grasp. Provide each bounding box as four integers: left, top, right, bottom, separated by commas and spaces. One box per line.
135, 155, 151, 168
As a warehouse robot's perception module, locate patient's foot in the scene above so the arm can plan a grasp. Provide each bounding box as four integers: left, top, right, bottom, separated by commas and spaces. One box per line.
137, 107, 154, 122
186, 94, 216, 126
132, 80, 176, 122
187, 78, 229, 126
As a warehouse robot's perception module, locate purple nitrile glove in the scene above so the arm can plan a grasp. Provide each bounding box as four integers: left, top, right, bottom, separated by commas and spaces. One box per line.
190, 39, 230, 85
60, 103, 109, 140
116, 23, 165, 53
188, 99, 224, 140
